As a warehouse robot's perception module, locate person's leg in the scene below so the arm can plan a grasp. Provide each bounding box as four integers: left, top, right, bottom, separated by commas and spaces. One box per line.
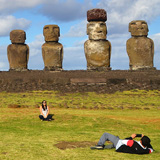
97, 132, 120, 147
39, 115, 44, 120
104, 144, 114, 149
44, 115, 52, 121
47, 114, 52, 120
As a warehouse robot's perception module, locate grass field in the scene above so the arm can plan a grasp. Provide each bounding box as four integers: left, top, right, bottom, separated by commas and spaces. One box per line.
0, 90, 160, 160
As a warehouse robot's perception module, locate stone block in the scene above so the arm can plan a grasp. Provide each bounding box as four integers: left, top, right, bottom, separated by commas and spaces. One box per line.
70, 78, 106, 84
87, 9, 107, 22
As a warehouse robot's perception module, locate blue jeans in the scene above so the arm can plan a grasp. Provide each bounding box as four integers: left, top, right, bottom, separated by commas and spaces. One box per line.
39, 115, 52, 121
97, 132, 120, 147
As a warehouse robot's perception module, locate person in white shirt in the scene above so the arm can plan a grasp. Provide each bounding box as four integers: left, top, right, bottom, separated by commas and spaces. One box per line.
39, 100, 52, 121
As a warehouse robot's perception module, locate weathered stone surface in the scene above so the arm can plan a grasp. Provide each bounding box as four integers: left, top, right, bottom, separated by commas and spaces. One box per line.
87, 21, 107, 40
129, 20, 148, 37
107, 79, 127, 84
43, 25, 60, 42
42, 24, 63, 71
127, 20, 155, 70
10, 30, 26, 44
0, 70, 160, 93
84, 40, 111, 69
70, 78, 106, 83
7, 44, 29, 71
87, 9, 107, 22
42, 42, 63, 71
7, 30, 29, 71
127, 37, 154, 70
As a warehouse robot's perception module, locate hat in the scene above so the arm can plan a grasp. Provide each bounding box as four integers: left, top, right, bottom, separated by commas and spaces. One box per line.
141, 136, 151, 147
87, 8, 107, 22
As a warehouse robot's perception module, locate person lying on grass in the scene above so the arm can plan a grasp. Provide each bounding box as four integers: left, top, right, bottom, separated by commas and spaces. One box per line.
91, 133, 154, 154
39, 100, 52, 121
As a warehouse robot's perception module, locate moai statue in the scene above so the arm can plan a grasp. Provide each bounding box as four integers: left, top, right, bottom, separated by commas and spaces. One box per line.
7, 30, 29, 71
42, 25, 63, 71
126, 20, 155, 70
84, 9, 111, 71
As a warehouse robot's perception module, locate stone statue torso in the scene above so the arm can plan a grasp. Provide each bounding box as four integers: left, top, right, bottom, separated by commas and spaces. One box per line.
42, 42, 63, 68
127, 37, 154, 69
84, 40, 111, 67
7, 44, 29, 69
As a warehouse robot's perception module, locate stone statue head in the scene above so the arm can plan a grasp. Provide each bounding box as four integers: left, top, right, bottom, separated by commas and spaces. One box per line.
43, 25, 60, 42
129, 20, 149, 36
87, 21, 107, 40
10, 30, 26, 44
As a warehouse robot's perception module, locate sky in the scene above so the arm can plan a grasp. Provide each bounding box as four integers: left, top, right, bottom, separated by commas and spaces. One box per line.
0, 0, 160, 71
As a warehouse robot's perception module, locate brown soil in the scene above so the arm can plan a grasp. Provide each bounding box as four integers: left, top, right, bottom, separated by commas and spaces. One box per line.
8, 104, 29, 108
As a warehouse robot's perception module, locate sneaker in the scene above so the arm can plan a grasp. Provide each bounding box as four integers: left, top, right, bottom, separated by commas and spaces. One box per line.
90, 145, 104, 150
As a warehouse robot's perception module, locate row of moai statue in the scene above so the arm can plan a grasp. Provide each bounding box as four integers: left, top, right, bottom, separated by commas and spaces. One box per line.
7, 8, 155, 71
7, 25, 63, 71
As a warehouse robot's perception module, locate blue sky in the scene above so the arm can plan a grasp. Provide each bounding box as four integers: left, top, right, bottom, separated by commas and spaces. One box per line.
0, 0, 160, 70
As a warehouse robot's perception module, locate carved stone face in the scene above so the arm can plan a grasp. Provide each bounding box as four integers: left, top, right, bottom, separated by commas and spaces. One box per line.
87, 21, 107, 40
43, 25, 60, 42
129, 20, 148, 36
10, 30, 26, 44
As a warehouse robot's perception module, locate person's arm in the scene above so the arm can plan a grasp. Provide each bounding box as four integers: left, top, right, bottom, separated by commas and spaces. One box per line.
131, 134, 136, 139
125, 134, 144, 140
131, 134, 144, 138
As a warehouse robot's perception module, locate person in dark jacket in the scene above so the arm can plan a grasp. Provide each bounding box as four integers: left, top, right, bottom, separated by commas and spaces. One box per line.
91, 133, 154, 154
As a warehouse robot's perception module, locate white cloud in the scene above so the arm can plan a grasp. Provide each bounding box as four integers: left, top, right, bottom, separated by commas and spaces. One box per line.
0, 45, 9, 70
97, 0, 160, 36
150, 33, 160, 53
150, 33, 160, 69
62, 20, 87, 37
73, 39, 87, 47
39, 0, 93, 22
0, 15, 31, 37
0, 62, 6, 68
28, 34, 44, 70
108, 34, 129, 70
28, 34, 44, 56
62, 0, 160, 40
0, 0, 45, 14
63, 46, 86, 70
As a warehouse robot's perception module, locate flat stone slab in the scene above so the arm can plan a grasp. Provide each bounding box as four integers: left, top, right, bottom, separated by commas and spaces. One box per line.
70, 78, 106, 83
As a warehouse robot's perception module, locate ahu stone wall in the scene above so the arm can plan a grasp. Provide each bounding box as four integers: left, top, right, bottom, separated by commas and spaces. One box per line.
0, 70, 160, 93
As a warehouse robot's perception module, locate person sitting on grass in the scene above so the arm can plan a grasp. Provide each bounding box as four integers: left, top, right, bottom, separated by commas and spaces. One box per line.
39, 100, 52, 121
91, 132, 154, 154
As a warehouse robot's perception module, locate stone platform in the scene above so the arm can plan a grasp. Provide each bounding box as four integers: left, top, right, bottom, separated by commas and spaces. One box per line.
0, 70, 160, 93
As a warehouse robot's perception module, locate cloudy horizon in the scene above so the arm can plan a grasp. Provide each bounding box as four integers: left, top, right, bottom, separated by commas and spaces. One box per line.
0, 0, 160, 71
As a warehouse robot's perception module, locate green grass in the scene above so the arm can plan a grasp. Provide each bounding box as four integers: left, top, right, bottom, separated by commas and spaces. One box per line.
0, 90, 160, 159
1, 90, 160, 109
